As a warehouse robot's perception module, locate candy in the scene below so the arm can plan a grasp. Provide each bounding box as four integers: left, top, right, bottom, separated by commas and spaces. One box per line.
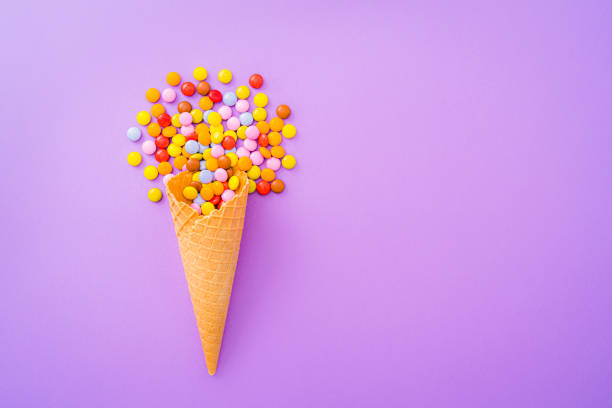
171, 114, 182, 127
186, 158, 200, 171
193, 67, 208, 80
206, 157, 219, 171
256, 121, 270, 135
239, 112, 253, 126
254, 93, 268, 107
136, 111, 151, 125
217, 155, 231, 169
207, 111, 222, 126
191, 203, 202, 214
235, 100, 249, 113
179, 112, 193, 126
199, 170, 214, 184
178, 101, 192, 113
166, 72, 181, 86
181, 82, 196, 96
238, 156, 252, 171
282, 154, 296, 169
200, 184, 214, 200
256, 180, 270, 195
224, 130, 238, 140
261, 168, 275, 182
258, 134, 269, 147
157, 113, 171, 127
271, 145, 285, 158
211, 144, 224, 158
197, 81, 210, 96
226, 117, 240, 130
212, 181, 224, 195
180, 125, 194, 136
269, 117, 283, 132
155, 136, 170, 149
151, 103, 165, 117
173, 134, 186, 146
259, 146, 271, 158
228, 175, 239, 190
282, 124, 296, 139
127, 126, 141, 142
127, 151, 142, 166
167, 143, 181, 157
147, 122, 161, 136
162, 126, 176, 137
236, 85, 250, 99
158, 161, 173, 175
247, 165, 261, 180
142, 140, 156, 155
148, 188, 163, 202
250, 151, 264, 165
146, 88, 160, 103
162, 88, 177, 103
191, 109, 203, 123
185, 140, 200, 154
214, 168, 228, 182
223, 92, 237, 106
174, 156, 187, 170
236, 146, 250, 158
221, 189, 235, 202
144, 165, 159, 180
209, 89, 222, 103
248, 179, 256, 194
245, 125, 260, 140
268, 131, 282, 146
155, 149, 170, 162
266, 157, 281, 171
199, 96, 213, 110
249, 74, 263, 89
270, 179, 285, 193
218, 105, 232, 120
253, 107, 267, 121
222, 136, 236, 150
218, 69, 232, 84
244, 138, 258, 152
201, 202, 215, 215
276, 104, 291, 119
183, 186, 198, 200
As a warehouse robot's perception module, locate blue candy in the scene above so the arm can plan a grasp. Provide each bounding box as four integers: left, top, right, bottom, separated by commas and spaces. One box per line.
223, 92, 237, 106
193, 195, 205, 205
239, 112, 253, 126
126, 126, 141, 142
199, 169, 213, 184
185, 140, 200, 154
198, 143, 208, 153
200, 160, 207, 170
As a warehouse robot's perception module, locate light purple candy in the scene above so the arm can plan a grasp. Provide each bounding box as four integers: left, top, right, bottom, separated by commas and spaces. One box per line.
181, 125, 195, 135
250, 151, 264, 166
226, 117, 240, 131
214, 168, 228, 182
161, 88, 176, 103
243, 138, 258, 152
236, 146, 250, 158
218, 105, 232, 120
179, 112, 193, 126
266, 157, 281, 171
245, 125, 260, 140
190, 203, 202, 214
211, 144, 224, 158
142, 140, 156, 155
221, 189, 235, 202
235, 99, 249, 113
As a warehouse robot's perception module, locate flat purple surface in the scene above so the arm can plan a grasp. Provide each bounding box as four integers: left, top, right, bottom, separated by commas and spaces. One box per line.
1, 1, 612, 406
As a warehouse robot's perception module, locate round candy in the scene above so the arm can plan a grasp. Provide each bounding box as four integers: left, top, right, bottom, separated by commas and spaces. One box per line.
282, 154, 296, 169
186, 158, 200, 171
222, 136, 235, 150
207, 111, 222, 126
162, 88, 177, 103
237, 126, 247, 140
146, 88, 160, 103
244, 138, 258, 152
235, 100, 249, 113
179, 112, 193, 126
228, 176, 239, 190
223, 92, 237, 106
155, 136, 170, 149
211, 144, 224, 158
212, 181, 224, 195
256, 121, 270, 135
157, 113, 171, 127
166, 72, 181, 86
254, 93, 268, 107
268, 132, 282, 146
142, 140, 156, 155
221, 189, 235, 202
226, 152, 238, 167
191, 203, 202, 214
193, 66, 208, 81
183, 186, 198, 200
249, 74, 263, 89
270, 179, 285, 193
185, 140, 200, 154
151, 103, 165, 118
256, 180, 270, 195
209, 89, 222, 103
180, 125, 194, 136
271, 145, 285, 158
199, 170, 213, 184
167, 143, 181, 157
181, 82, 196, 96
282, 124, 296, 139
199, 96, 213, 111
226, 117, 240, 131
206, 157, 219, 171
218, 105, 232, 120
236, 147, 250, 158
158, 161, 173, 175
245, 125, 260, 140
127, 151, 142, 166
269, 117, 284, 132
261, 168, 275, 182
250, 151, 264, 166
218, 69, 232, 84
171, 114, 182, 127
191, 109, 203, 123
127, 126, 141, 142
155, 149, 170, 162
174, 156, 187, 170
201, 202, 215, 215
247, 165, 261, 180
136, 111, 151, 125
173, 134, 186, 146
266, 157, 281, 171
224, 130, 237, 140
197, 81, 210, 96
214, 168, 228, 182
148, 188, 163, 202
200, 184, 214, 200
238, 156, 252, 171
239, 112, 253, 126
258, 134, 269, 147
236, 85, 250, 99
248, 179, 256, 194
276, 104, 291, 119
162, 125, 176, 137
147, 122, 161, 136
178, 101, 192, 113
259, 146, 271, 159
144, 165, 159, 180
253, 107, 267, 121
217, 155, 231, 169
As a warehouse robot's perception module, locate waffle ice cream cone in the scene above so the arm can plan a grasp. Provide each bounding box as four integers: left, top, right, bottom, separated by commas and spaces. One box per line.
166, 171, 249, 375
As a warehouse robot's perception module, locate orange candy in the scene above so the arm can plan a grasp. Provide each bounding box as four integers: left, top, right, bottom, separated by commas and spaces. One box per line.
269, 117, 284, 132
259, 147, 272, 159
276, 105, 291, 119
270, 179, 285, 193
146, 88, 160, 103
166, 72, 181, 86
256, 121, 270, 135
199, 96, 213, 110
174, 156, 188, 170
198, 131, 211, 145
238, 156, 252, 171
158, 161, 173, 175
268, 132, 282, 146
271, 146, 285, 158
201, 184, 214, 200
261, 168, 275, 182
206, 158, 219, 171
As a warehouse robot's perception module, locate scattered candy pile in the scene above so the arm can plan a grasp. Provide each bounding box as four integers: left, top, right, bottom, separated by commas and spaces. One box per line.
125, 68, 297, 215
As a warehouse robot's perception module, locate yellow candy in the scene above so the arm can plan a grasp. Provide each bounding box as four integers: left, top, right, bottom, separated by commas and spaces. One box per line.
146, 88, 160, 103
206, 158, 219, 171
226, 152, 238, 167
167, 144, 181, 157
271, 145, 285, 158
282, 154, 296, 169
212, 181, 224, 195
218, 69, 232, 84
158, 161, 173, 175
236, 85, 250, 99
127, 152, 142, 166
147, 123, 161, 137
253, 107, 267, 122
202, 148, 213, 160
207, 111, 222, 126
195, 123, 210, 134
201, 184, 214, 200
183, 186, 198, 200
151, 103, 165, 118
148, 188, 162, 202
248, 179, 256, 194
224, 130, 237, 140
144, 165, 158, 180
237, 126, 247, 140
190, 153, 203, 160
268, 132, 282, 146
209, 124, 224, 134
191, 109, 203, 124
192, 172, 201, 182
171, 113, 182, 128
247, 165, 261, 180
136, 111, 151, 125
173, 134, 186, 147
228, 176, 239, 190
282, 124, 296, 139
259, 146, 271, 159
201, 202, 215, 216
174, 155, 187, 170
193, 66, 208, 81
211, 130, 224, 144
269, 117, 284, 132
254, 93, 268, 108
166, 72, 181, 86
162, 126, 177, 137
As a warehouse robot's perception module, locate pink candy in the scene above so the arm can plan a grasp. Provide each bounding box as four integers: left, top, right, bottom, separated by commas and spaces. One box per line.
218, 105, 232, 120
181, 125, 195, 135
179, 112, 193, 126
191, 203, 202, 214
142, 140, 156, 155
211, 144, 224, 158
266, 157, 281, 171
245, 125, 260, 140
226, 117, 240, 131
250, 151, 264, 165
161, 88, 176, 103
221, 189, 235, 202
243, 138, 258, 151
235, 100, 249, 113
236, 147, 250, 158
214, 168, 228, 182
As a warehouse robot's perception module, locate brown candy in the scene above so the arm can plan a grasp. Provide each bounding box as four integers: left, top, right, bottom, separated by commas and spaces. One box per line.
189, 181, 202, 191
276, 104, 291, 119
217, 155, 231, 169
186, 158, 200, 172
178, 101, 192, 113
197, 81, 210, 96
226, 167, 234, 178
270, 179, 285, 193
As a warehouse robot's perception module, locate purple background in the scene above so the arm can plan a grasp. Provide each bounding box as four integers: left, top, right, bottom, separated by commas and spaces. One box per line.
2, 1, 611, 406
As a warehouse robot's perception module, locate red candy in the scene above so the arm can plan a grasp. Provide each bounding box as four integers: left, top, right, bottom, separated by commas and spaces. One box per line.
157, 113, 171, 127
185, 133, 198, 141
209, 89, 222, 103
155, 136, 169, 149
258, 134, 269, 147
222, 181, 229, 190
249, 74, 263, 89
221, 136, 235, 150
210, 195, 221, 205
155, 149, 170, 163
181, 82, 196, 96
256, 180, 270, 195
